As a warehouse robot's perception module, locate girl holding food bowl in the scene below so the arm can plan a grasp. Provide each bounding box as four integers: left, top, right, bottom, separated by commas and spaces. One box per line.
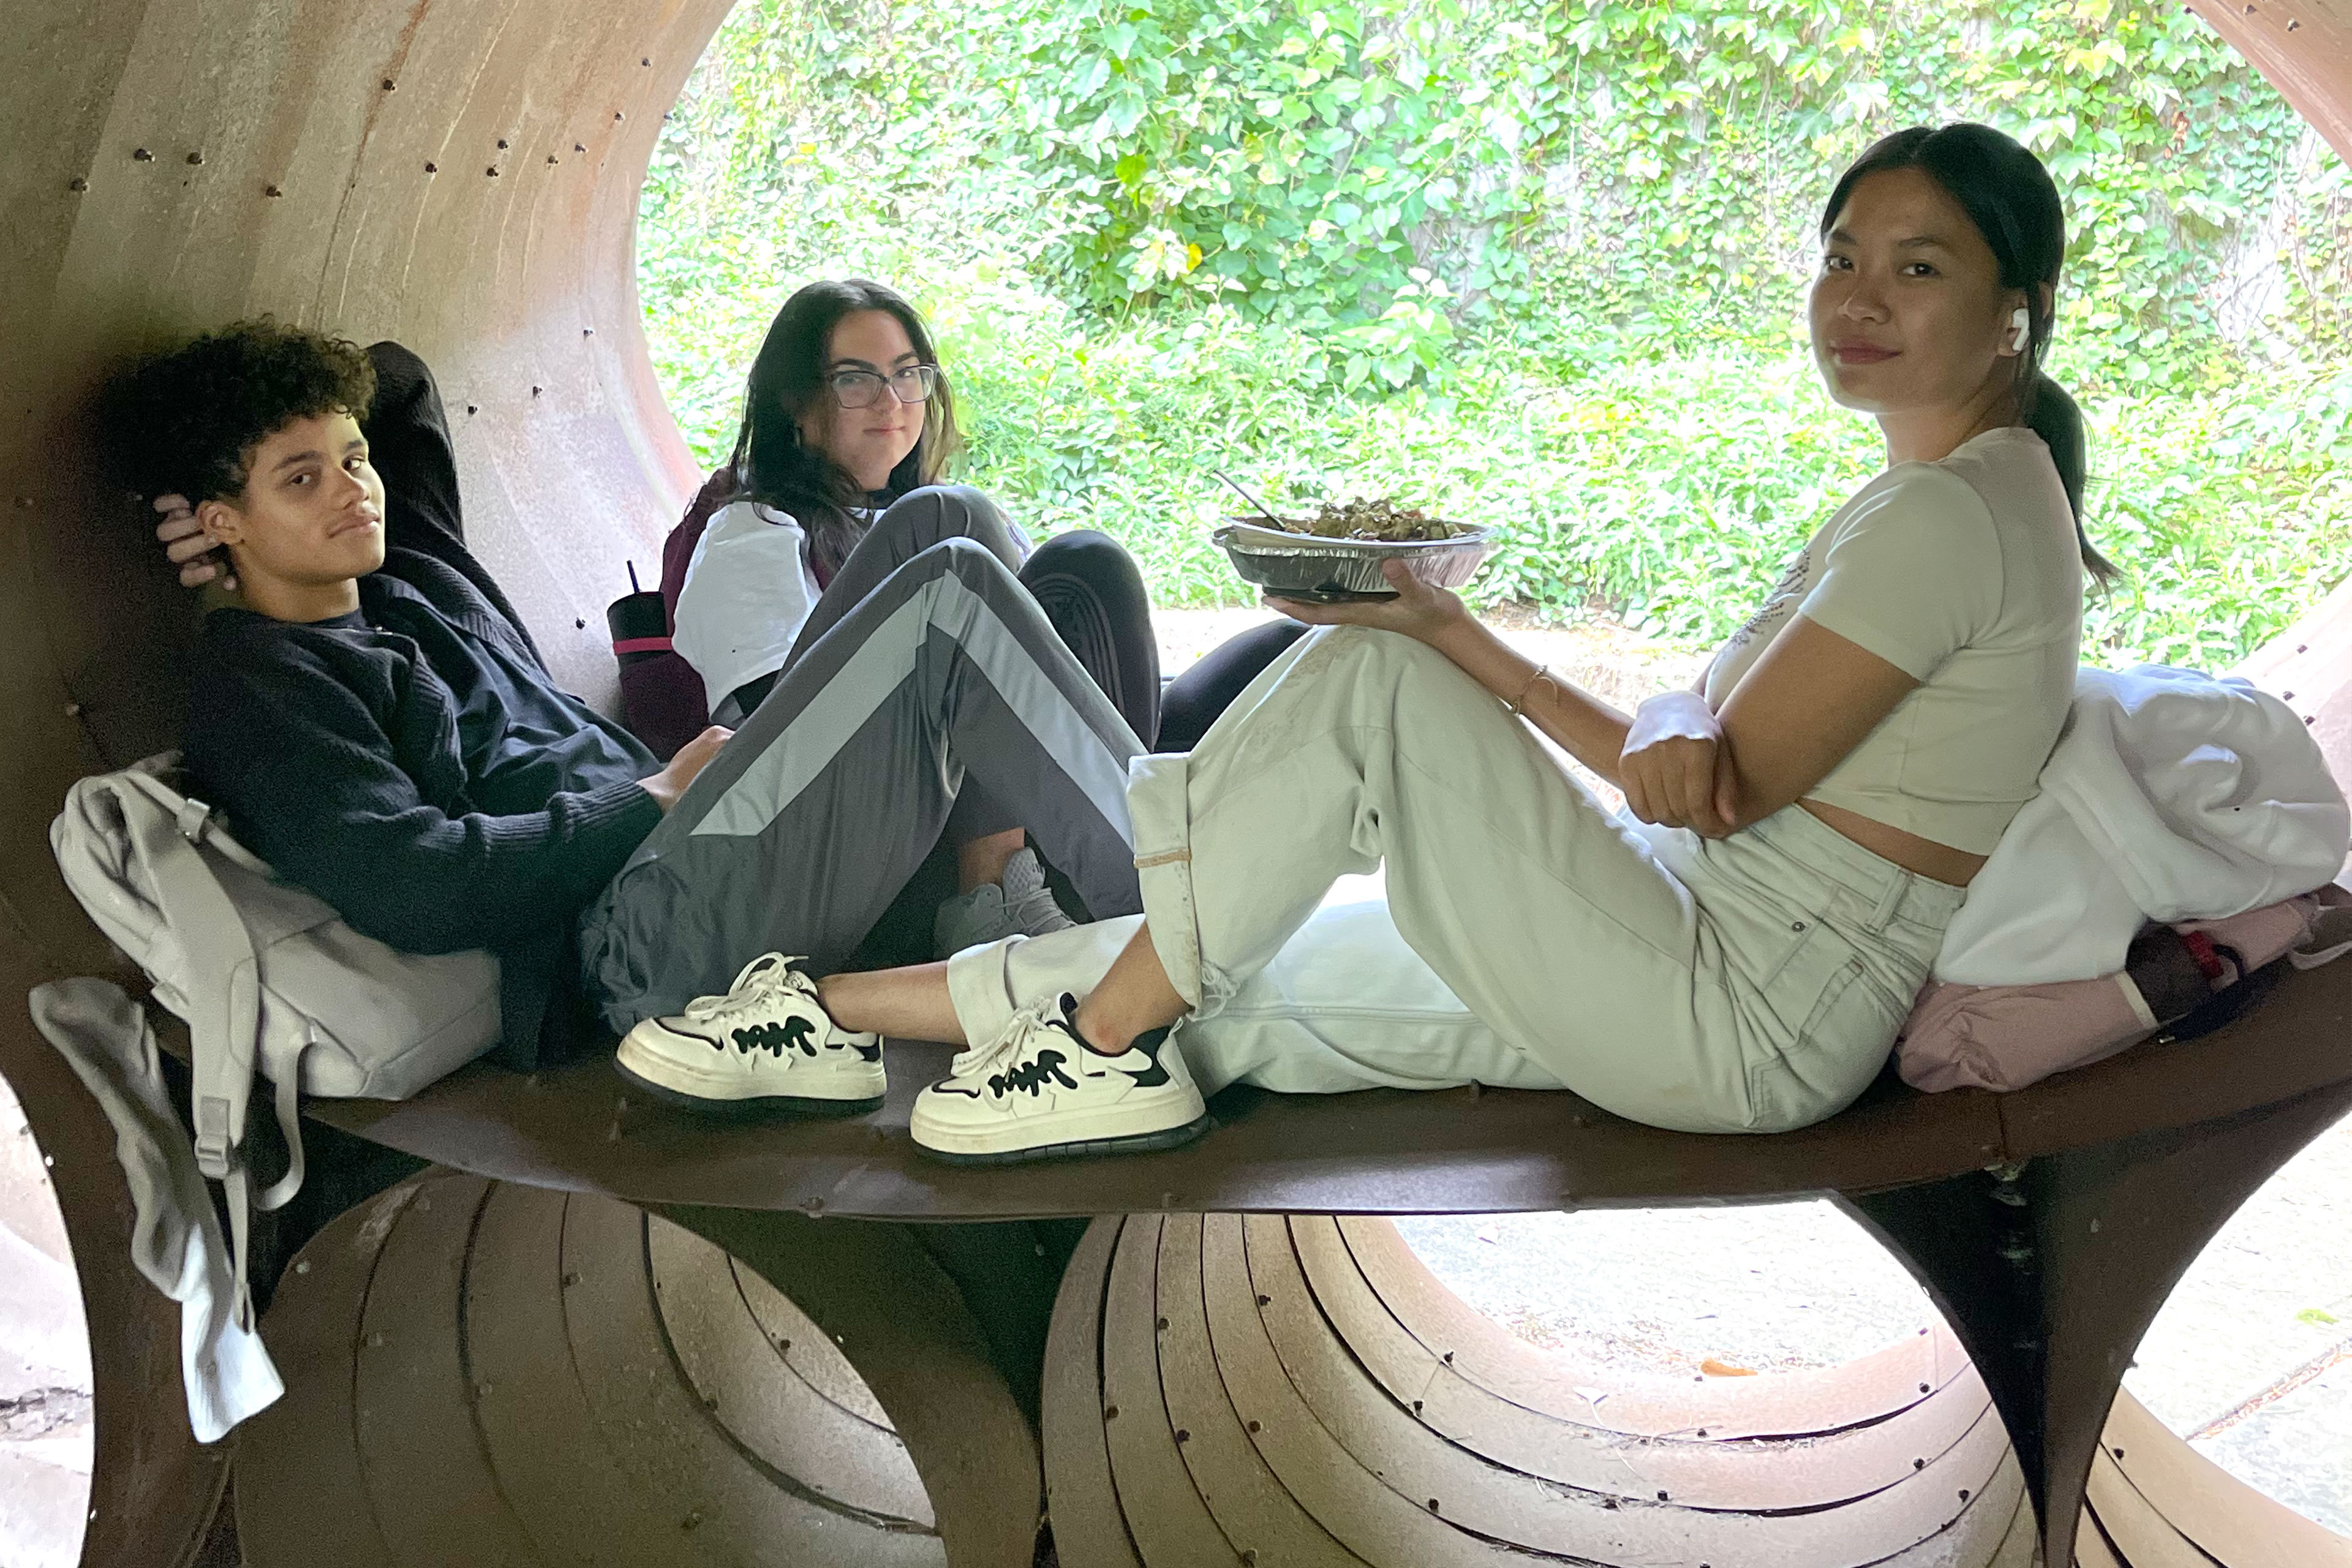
790, 121, 2095, 1162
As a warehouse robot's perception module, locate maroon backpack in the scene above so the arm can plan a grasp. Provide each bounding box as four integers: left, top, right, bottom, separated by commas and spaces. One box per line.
608, 468, 731, 760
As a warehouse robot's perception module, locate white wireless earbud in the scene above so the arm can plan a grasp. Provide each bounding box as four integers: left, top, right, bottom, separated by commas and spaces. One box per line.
2009, 306, 2031, 353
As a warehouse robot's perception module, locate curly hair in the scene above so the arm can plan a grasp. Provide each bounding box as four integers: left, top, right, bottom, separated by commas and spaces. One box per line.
98, 319, 377, 503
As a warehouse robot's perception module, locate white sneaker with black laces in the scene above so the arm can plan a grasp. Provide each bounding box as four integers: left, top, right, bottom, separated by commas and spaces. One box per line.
616, 954, 884, 1112
909, 992, 1208, 1163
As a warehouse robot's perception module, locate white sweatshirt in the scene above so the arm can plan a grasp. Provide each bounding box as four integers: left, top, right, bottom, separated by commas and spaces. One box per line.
1934, 663, 2350, 984
672, 499, 824, 714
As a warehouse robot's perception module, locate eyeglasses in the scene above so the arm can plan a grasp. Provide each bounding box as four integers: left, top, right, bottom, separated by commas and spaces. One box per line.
827, 364, 940, 409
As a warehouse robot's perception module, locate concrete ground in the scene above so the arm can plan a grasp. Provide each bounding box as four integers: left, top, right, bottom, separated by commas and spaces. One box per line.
0, 1073, 93, 1568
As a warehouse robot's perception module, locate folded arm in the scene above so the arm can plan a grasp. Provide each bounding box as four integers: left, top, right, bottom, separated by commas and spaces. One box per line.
1266, 561, 1916, 837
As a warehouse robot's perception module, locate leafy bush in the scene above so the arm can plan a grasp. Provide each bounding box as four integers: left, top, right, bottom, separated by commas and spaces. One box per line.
640, 0, 2352, 669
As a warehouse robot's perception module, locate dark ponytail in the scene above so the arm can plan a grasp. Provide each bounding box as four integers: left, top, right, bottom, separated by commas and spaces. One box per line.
1820, 124, 2117, 586
723, 278, 963, 579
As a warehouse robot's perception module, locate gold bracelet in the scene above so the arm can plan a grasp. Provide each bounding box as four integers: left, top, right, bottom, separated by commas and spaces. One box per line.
1507, 663, 1552, 716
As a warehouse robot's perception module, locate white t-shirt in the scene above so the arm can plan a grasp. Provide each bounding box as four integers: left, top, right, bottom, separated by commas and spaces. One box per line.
672, 499, 824, 714
1702, 427, 2083, 854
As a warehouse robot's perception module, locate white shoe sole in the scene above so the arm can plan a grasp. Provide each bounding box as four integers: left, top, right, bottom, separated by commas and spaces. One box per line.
616, 1026, 885, 1112
911, 1095, 1210, 1163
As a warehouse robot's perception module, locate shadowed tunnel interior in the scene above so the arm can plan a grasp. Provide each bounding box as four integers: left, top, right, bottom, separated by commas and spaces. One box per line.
5, 2, 2352, 1564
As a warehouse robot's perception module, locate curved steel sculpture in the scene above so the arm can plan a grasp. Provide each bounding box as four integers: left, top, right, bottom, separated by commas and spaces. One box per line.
2, 2, 2349, 1564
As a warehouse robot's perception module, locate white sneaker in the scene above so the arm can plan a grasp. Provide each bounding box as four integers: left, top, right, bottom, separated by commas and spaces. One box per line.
910, 993, 1208, 1163
616, 954, 884, 1112
932, 846, 1075, 959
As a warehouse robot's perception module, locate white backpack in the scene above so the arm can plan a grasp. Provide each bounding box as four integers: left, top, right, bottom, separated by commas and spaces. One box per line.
51, 752, 502, 1314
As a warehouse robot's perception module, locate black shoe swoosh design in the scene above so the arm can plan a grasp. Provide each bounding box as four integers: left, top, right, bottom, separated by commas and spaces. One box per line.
990, 1047, 1080, 1099
732, 1016, 818, 1058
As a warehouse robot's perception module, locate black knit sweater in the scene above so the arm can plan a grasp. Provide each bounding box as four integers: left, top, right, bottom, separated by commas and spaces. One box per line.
183, 545, 662, 1060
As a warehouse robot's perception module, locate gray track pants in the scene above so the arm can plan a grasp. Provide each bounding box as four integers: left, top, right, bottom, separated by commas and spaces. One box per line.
579, 537, 1146, 1030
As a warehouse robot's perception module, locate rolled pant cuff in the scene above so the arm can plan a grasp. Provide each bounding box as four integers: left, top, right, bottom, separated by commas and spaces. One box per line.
1127, 752, 1223, 1012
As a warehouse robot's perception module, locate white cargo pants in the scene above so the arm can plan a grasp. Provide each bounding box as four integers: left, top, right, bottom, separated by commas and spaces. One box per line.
949, 625, 1964, 1134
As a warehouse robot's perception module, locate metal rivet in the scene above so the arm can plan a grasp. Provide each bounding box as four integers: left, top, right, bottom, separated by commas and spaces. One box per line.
546, 154, 559, 165
582, 327, 594, 336
1791, 919, 1806, 930
497, 138, 510, 149
465, 403, 478, 414
68, 176, 88, 192
562, 1271, 581, 1287
2113, 1446, 2125, 1460
366, 1332, 385, 1348
575, 141, 587, 153
132, 148, 153, 161
1920, 1382, 1932, 1393
295, 1259, 311, 1275
1255, 1293, 1270, 1306
186, 151, 203, 165
1102, 1404, 1118, 1419
1959, 1488, 1971, 1501
1174, 1428, 1190, 1443
2288, 16, 2299, 26
382, 77, 396, 90
476, 1382, 494, 1398
1155, 1316, 1169, 1330
62, 701, 80, 717
575, 617, 586, 629
641, 56, 651, 66
532, 385, 543, 395
1913, 1457, 1926, 1470
1696, 1427, 1708, 1437
486, 165, 499, 176
1248, 1418, 1262, 1431
424, 161, 437, 173
1427, 1498, 1441, 1512
265, 184, 282, 197
614, 111, 625, 121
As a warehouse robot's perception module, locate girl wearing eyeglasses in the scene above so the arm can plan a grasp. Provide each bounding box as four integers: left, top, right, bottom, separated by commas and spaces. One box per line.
660, 278, 1303, 963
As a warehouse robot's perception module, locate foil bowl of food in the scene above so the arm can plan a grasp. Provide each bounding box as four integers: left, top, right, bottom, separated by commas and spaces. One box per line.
1213, 498, 1491, 602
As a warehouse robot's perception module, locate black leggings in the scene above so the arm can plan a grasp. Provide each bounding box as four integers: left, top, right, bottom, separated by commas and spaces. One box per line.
1156, 619, 1310, 753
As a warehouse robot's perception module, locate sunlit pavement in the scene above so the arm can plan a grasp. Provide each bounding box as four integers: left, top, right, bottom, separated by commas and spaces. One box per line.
0, 1074, 93, 1568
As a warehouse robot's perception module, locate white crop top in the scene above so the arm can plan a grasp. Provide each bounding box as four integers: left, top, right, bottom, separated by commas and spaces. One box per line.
1702, 427, 2082, 854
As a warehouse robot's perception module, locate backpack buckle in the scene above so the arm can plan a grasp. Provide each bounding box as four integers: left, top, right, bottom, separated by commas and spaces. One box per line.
175, 796, 213, 842
193, 1093, 234, 1180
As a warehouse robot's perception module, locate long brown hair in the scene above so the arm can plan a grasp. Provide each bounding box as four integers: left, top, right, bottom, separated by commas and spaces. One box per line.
723, 278, 963, 578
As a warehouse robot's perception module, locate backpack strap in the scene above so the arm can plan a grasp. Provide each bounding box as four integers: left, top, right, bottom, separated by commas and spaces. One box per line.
110, 775, 279, 1327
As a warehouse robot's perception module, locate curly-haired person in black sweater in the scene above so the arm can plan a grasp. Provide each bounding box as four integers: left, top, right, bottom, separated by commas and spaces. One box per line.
98, 322, 1161, 1110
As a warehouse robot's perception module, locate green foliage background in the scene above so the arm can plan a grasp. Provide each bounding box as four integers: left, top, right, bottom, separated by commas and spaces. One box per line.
639, 0, 2352, 666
